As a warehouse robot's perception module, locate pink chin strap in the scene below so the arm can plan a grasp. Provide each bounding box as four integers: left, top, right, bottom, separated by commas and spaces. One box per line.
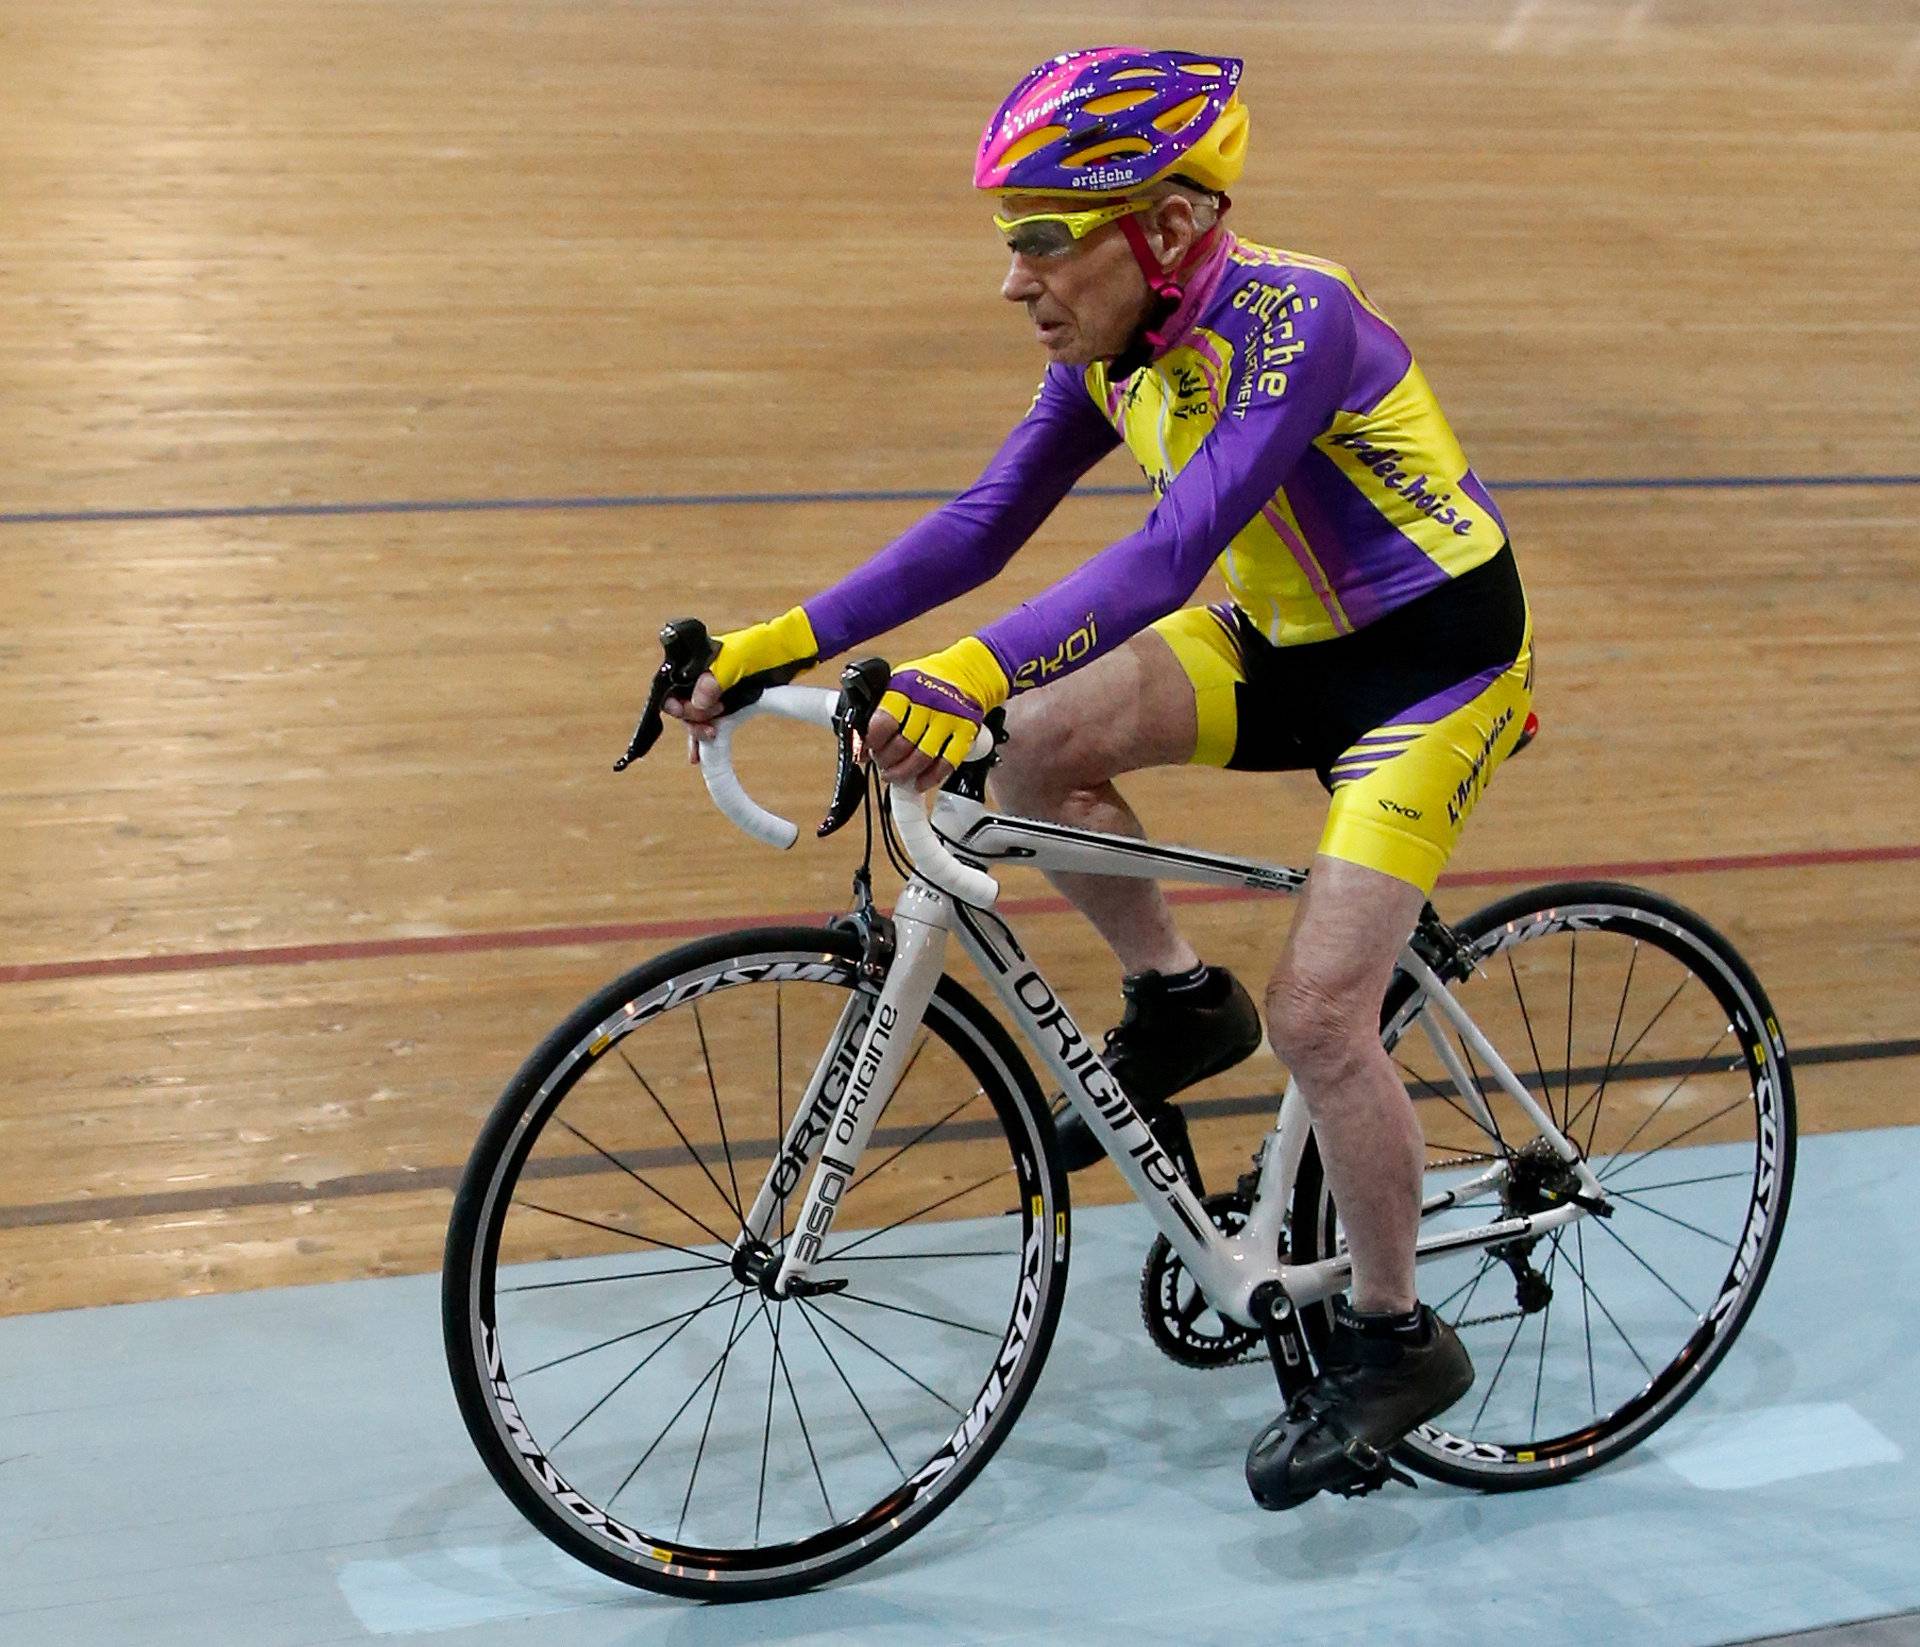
1116, 198, 1229, 353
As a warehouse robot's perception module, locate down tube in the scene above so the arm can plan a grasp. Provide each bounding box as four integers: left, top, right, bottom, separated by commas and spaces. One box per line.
950, 904, 1220, 1269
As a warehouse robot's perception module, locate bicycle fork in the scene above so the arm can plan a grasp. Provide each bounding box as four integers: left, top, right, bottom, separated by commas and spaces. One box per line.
744, 885, 955, 1299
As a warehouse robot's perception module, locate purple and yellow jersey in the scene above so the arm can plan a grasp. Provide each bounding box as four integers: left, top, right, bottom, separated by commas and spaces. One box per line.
1079, 239, 1508, 649
801, 230, 1511, 692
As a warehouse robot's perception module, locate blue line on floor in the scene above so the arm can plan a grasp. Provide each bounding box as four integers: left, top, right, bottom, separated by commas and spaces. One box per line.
2, 472, 1917, 528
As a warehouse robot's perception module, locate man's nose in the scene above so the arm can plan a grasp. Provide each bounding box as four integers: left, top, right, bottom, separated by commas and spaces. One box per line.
1001, 255, 1043, 302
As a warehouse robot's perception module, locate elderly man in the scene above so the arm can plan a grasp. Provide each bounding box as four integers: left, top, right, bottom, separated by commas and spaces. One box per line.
666, 47, 1533, 1512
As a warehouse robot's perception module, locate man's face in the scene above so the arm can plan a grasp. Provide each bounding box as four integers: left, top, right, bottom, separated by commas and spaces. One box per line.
996, 195, 1154, 367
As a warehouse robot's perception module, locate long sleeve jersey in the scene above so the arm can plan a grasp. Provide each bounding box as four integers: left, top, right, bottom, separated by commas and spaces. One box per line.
803, 232, 1509, 693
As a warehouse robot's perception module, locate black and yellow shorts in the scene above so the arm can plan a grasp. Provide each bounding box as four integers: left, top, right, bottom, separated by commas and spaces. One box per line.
1151, 545, 1534, 895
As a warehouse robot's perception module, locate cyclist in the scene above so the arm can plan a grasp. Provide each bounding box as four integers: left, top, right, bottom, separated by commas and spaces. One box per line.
665, 47, 1533, 1512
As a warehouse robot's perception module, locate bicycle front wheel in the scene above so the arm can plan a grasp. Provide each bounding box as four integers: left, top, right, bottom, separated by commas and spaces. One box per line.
443, 925, 1068, 1600
1291, 882, 1795, 1489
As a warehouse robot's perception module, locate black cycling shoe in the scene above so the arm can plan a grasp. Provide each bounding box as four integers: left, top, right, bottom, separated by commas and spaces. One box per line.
1245, 1301, 1474, 1512
1051, 966, 1264, 1176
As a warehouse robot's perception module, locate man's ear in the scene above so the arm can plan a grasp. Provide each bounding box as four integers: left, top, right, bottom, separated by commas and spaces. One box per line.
1148, 197, 1198, 269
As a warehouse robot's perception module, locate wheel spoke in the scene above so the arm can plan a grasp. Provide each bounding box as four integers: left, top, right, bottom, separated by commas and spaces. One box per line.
1562, 933, 1578, 1131
1568, 939, 1639, 1155
793, 1295, 906, 1478
1397, 1050, 1494, 1144
822, 1167, 1014, 1261
1560, 1234, 1654, 1378
553, 1114, 737, 1250
1452, 1026, 1504, 1155
775, 985, 787, 1249
1432, 1255, 1494, 1315
1597, 1025, 1735, 1171
1605, 1188, 1735, 1248
501, 1259, 726, 1294
1529, 1237, 1561, 1434
548, 1275, 737, 1450
849, 1073, 986, 1196
512, 1197, 730, 1268
773, 1302, 835, 1522
619, 1048, 743, 1229
1591, 1214, 1700, 1317
1565, 972, 1687, 1141
829, 1249, 1018, 1262
1506, 950, 1556, 1132
520, 1284, 740, 1379
828, 1289, 1001, 1340
1471, 1303, 1532, 1430
607, 1296, 768, 1509
691, 1001, 747, 1222
677, 1292, 750, 1538
1447, 1255, 1495, 1328
1604, 1168, 1751, 1196
798, 1296, 963, 1415
1601, 1088, 1749, 1184
1577, 1221, 1598, 1413
755, 1301, 782, 1545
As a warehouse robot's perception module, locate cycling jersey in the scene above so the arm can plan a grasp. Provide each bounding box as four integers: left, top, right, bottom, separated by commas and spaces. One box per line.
796, 226, 1531, 891
803, 231, 1512, 686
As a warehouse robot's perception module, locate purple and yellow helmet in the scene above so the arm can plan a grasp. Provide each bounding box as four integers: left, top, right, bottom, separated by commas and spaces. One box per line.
974, 48, 1248, 197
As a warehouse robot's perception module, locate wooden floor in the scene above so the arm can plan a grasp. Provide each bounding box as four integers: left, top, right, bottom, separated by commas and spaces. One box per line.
2, 0, 1916, 1317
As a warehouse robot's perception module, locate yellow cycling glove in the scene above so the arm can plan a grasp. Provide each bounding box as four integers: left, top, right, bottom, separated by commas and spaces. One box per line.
877, 637, 1011, 767
709, 606, 820, 699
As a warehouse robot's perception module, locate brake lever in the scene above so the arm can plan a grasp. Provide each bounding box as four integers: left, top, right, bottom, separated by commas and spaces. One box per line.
613, 617, 720, 771
818, 657, 890, 838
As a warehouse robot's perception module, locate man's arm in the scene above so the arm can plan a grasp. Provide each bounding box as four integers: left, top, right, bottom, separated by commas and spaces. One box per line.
975, 271, 1357, 693
801, 365, 1119, 659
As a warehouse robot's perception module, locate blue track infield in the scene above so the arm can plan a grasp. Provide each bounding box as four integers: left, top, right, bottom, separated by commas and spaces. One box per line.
3, 471, 1918, 528
1, 1125, 1913, 1646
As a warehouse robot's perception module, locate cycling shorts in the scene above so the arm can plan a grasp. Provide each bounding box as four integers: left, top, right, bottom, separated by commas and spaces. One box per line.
1151, 544, 1534, 895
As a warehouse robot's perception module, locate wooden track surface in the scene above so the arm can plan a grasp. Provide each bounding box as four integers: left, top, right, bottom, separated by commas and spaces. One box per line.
2, 0, 1915, 1316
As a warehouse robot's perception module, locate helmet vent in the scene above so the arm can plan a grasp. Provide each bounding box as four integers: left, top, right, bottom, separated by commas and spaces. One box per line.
996, 124, 1069, 168
1153, 94, 1210, 135
1063, 136, 1154, 167
1083, 89, 1157, 116
1109, 66, 1166, 81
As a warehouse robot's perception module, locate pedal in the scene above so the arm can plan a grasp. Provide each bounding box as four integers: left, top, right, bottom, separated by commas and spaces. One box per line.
1328, 1438, 1418, 1498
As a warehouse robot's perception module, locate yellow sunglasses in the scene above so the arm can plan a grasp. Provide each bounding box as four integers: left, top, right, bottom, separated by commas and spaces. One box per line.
993, 198, 1153, 259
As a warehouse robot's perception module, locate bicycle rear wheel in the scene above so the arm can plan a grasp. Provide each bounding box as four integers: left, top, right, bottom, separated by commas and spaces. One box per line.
443, 926, 1068, 1599
1291, 882, 1795, 1489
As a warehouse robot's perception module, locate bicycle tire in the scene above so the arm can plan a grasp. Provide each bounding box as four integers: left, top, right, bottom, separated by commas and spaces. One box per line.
443, 925, 1069, 1599
1289, 881, 1795, 1490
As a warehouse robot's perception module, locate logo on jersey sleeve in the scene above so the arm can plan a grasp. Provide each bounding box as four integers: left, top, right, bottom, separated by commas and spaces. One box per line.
1010, 612, 1099, 692
1228, 280, 1321, 417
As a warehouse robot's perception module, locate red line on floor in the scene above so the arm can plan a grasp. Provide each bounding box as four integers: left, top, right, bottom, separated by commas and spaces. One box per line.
6, 841, 1915, 987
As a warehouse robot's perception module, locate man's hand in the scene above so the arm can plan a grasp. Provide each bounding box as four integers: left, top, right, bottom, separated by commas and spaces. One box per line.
868, 637, 1010, 793
663, 606, 819, 762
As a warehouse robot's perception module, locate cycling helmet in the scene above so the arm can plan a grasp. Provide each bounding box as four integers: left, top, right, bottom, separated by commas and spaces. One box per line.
974, 48, 1248, 197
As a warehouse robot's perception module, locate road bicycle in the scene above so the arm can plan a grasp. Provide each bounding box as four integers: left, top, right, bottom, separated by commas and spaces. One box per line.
443, 623, 1796, 1601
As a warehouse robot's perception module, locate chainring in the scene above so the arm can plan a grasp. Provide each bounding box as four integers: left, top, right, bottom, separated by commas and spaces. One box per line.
1140, 1191, 1264, 1369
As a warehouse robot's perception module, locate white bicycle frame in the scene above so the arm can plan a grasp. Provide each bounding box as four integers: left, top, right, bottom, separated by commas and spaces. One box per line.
704, 687, 1607, 1332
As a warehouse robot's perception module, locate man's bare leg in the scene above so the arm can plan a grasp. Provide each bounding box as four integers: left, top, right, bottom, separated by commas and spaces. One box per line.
990, 631, 1204, 975
1264, 854, 1429, 1314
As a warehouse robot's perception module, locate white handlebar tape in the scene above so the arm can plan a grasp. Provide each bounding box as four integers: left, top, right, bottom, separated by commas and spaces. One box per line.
700, 704, 799, 849
890, 785, 1000, 908
698, 686, 998, 904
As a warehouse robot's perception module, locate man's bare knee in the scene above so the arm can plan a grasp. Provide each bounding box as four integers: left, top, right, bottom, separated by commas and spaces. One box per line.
1265, 965, 1375, 1088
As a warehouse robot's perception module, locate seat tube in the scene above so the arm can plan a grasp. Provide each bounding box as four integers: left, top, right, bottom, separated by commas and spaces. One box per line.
1239, 1076, 1312, 1260
770, 883, 953, 1294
